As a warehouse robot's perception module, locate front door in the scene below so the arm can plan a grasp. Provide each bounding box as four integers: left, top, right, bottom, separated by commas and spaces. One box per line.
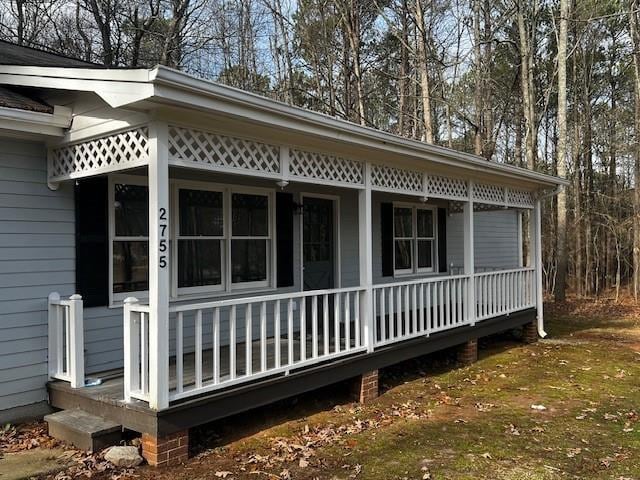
302, 196, 335, 291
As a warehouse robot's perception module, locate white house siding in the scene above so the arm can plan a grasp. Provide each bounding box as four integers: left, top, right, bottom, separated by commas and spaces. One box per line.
446, 209, 521, 270
0, 137, 75, 413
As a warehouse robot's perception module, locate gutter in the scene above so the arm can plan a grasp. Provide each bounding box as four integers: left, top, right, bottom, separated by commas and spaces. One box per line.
0, 104, 72, 136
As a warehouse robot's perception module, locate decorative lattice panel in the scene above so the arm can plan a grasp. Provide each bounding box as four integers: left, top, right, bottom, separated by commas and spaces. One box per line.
50, 127, 149, 180
169, 126, 280, 175
371, 164, 423, 193
473, 182, 505, 204
425, 174, 468, 200
507, 188, 534, 208
289, 149, 364, 185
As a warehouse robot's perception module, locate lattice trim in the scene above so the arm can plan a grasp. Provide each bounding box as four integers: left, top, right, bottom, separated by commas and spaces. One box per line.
50, 127, 149, 180
507, 188, 534, 208
371, 164, 423, 193
289, 149, 364, 185
425, 174, 468, 200
473, 182, 505, 204
169, 125, 280, 175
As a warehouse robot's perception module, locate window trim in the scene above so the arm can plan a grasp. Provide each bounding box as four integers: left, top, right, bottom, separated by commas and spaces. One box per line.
108, 174, 277, 306
392, 202, 438, 277
109, 175, 149, 306
172, 182, 225, 297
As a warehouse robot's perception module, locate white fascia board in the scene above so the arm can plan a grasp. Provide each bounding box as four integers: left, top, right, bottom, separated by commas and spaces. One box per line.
0, 104, 72, 136
149, 66, 567, 189
0, 67, 153, 108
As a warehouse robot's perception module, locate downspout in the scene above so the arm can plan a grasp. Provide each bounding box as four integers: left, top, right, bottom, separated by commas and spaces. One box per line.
534, 184, 564, 338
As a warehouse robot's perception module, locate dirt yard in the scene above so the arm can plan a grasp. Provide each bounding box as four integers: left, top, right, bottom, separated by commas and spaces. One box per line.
3, 296, 640, 480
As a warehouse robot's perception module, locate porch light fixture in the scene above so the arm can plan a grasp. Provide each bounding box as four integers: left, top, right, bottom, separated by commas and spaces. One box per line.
276, 180, 289, 190
420, 195, 429, 203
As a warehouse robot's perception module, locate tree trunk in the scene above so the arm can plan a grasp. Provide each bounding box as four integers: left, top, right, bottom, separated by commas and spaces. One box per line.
630, 0, 640, 301
554, 0, 569, 301
415, 0, 434, 143
473, 0, 483, 155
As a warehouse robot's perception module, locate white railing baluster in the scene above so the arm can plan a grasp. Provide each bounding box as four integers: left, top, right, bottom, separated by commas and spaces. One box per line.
438, 282, 444, 328
230, 305, 236, 380
272, 301, 279, 369
287, 299, 293, 365
388, 287, 394, 339
380, 288, 386, 342
176, 312, 183, 394
213, 307, 220, 384
245, 303, 252, 377
396, 286, 402, 337
195, 310, 203, 389
312, 295, 319, 359
334, 292, 341, 352
412, 284, 418, 334
260, 302, 267, 372
323, 294, 330, 354
141, 312, 148, 395
426, 283, 431, 334
345, 292, 350, 351
404, 285, 410, 335
300, 297, 306, 361
347, 292, 358, 350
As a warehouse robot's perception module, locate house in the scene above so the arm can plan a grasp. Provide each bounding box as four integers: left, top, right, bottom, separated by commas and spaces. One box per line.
0, 41, 566, 466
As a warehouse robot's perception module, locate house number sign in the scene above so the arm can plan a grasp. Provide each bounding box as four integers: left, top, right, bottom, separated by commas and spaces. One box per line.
159, 207, 168, 268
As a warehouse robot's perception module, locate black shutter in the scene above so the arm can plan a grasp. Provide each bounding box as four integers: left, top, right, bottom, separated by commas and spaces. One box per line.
437, 208, 447, 273
381, 202, 394, 277
75, 177, 109, 307
276, 192, 294, 287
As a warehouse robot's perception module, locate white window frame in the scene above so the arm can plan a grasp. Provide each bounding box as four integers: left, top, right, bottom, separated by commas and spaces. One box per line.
109, 175, 150, 305
108, 174, 277, 305
392, 202, 438, 277
227, 187, 275, 291
172, 181, 226, 297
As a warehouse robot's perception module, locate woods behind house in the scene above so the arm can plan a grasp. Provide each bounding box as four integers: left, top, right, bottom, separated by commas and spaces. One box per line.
2, 0, 639, 300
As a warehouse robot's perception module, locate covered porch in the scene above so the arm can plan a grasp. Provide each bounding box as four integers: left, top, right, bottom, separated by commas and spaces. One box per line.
46, 115, 545, 414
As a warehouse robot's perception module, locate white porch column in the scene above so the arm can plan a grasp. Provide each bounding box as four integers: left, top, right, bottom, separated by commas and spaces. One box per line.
359, 162, 374, 352
464, 181, 475, 325
531, 198, 546, 337
147, 120, 170, 410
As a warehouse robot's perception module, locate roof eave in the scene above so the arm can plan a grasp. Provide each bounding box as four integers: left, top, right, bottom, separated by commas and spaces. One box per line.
150, 66, 566, 189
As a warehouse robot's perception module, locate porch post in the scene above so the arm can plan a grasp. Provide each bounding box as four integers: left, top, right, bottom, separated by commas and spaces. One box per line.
359, 162, 374, 352
464, 181, 475, 325
532, 198, 546, 337
147, 120, 170, 410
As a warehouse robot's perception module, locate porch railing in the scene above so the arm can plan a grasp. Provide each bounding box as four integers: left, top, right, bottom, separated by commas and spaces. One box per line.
474, 268, 536, 320
124, 287, 367, 403
122, 268, 536, 407
47, 292, 84, 388
373, 275, 471, 348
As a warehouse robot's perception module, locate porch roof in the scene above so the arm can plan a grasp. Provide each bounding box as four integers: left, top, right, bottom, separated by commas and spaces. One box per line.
0, 64, 567, 190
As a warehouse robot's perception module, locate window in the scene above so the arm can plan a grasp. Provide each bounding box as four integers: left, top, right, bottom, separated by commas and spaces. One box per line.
112, 183, 149, 295
231, 193, 270, 285
393, 205, 436, 275
177, 188, 224, 293
109, 177, 275, 303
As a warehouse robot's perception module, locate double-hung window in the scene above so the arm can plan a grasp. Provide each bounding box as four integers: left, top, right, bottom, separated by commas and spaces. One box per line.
109, 177, 275, 303
393, 204, 437, 275
176, 188, 224, 294
111, 182, 149, 299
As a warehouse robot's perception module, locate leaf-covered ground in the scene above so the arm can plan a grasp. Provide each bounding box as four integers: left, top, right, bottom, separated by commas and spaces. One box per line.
10, 297, 640, 480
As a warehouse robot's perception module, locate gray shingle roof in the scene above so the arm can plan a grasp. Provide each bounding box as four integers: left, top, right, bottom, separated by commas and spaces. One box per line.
0, 86, 53, 113
0, 39, 100, 68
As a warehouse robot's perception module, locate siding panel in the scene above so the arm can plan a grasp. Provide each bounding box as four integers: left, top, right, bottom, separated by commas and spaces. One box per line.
0, 137, 75, 414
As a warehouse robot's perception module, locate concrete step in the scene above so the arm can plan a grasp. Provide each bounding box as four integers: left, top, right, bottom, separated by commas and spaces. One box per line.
45, 409, 122, 452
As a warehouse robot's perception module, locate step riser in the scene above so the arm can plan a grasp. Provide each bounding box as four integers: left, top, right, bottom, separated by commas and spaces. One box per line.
47, 421, 122, 452
45, 409, 122, 452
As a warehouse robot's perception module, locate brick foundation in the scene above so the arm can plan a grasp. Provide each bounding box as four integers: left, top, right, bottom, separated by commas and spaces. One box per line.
457, 339, 478, 366
352, 370, 379, 403
522, 320, 538, 344
141, 430, 189, 467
